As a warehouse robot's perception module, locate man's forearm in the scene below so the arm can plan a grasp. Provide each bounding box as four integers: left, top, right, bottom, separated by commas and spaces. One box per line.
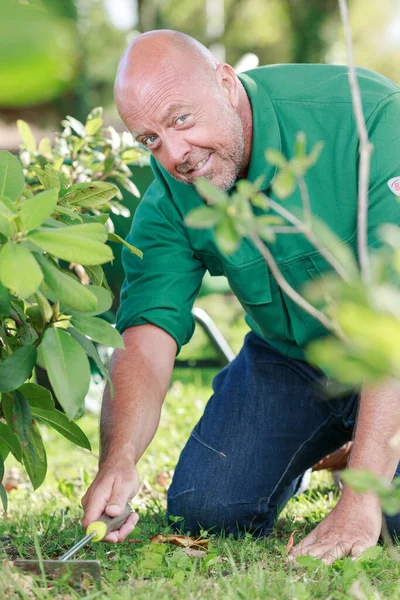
98, 325, 176, 468
343, 380, 400, 501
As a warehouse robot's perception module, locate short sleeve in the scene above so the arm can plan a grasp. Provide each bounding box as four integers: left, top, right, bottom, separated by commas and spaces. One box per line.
115, 171, 206, 355
367, 92, 400, 248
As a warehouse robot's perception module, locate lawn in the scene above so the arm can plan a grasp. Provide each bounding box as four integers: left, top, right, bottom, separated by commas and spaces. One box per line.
1, 293, 400, 599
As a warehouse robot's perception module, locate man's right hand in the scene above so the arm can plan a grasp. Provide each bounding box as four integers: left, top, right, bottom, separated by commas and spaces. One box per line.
81, 459, 140, 543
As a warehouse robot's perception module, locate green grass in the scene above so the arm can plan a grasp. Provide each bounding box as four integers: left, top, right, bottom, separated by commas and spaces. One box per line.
1, 294, 400, 598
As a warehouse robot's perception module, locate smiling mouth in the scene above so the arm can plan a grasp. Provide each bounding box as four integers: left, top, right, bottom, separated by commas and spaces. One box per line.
188, 153, 213, 177
192, 157, 208, 171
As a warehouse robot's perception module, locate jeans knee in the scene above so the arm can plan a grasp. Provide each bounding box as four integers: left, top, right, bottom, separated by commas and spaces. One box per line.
167, 488, 274, 537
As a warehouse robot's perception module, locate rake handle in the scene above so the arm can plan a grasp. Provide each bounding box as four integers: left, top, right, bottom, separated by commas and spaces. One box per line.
86, 504, 133, 541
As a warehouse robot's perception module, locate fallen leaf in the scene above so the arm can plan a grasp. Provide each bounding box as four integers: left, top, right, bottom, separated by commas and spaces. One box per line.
150, 534, 209, 550
285, 530, 298, 554
156, 472, 171, 488
182, 547, 206, 559
127, 539, 142, 544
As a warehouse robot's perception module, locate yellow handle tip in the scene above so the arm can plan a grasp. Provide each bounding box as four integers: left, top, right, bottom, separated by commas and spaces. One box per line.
86, 520, 107, 542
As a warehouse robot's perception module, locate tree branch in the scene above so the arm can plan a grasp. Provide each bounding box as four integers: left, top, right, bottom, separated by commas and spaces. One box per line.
266, 196, 352, 283
338, 0, 374, 282
249, 230, 347, 341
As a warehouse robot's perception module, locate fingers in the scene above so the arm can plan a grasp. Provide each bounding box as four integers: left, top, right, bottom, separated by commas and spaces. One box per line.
350, 541, 370, 561
102, 512, 140, 543
81, 464, 140, 541
81, 475, 113, 529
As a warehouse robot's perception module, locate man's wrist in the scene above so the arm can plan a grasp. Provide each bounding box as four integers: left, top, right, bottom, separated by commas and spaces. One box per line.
99, 444, 138, 468
339, 485, 381, 512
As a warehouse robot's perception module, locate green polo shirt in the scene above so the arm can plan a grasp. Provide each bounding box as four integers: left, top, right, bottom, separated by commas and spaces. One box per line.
116, 64, 400, 362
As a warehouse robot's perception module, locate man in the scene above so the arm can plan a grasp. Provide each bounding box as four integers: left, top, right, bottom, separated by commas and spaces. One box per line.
82, 30, 400, 563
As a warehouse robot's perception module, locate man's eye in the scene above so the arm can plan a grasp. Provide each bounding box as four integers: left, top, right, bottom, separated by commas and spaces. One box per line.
144, 135, 158, 147
176, 114, 189, 125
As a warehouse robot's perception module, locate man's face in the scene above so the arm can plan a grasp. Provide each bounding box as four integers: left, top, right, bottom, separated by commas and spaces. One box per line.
120, 72, 245, 190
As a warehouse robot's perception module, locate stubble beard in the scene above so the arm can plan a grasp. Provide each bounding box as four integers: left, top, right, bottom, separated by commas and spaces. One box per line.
172, 109, 245, 192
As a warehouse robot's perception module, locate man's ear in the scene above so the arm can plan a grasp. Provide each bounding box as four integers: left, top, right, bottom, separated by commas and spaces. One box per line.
215, 63, 239, 108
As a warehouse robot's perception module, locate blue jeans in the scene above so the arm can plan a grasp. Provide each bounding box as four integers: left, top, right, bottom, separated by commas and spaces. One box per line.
167, 332, 400, 538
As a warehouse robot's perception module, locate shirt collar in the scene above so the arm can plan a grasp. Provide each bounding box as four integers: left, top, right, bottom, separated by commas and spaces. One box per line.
238, 72, 281, 190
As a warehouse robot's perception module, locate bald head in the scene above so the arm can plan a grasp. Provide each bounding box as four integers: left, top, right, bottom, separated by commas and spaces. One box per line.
114, 30, 252, 190
115, 30, 219, 113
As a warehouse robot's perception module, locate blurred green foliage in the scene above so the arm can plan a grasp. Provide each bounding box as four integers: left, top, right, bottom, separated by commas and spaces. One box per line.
1, 0, 399, 121
0, 0, 79, 107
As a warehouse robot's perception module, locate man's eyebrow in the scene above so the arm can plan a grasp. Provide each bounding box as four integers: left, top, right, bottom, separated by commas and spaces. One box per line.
160, 103, 189, 123
133, 104, 190, 140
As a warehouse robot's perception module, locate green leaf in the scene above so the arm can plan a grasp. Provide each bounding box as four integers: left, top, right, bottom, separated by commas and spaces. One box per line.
0, 282, 11, 316
0, 151, 25, 201
271, 169, 296, 199
309, 216, 359, 280
85, 117, 103, 136
71, 315, 124, 349
185, 205, 223, 229
13, 390, 32, 447
35, 253, 98, 313
195, 179, 228, 206
265, 148, 287, 169
0, 421, 22, 461
18, 382, 55, 410
307, 141, 324, 167
295, 555, 323, 569
0, 196, 19, 237
31, 407, 91, 450
38, 137, 53, 159
17, 120, 37, 154
68, 326, 113, 395
107, 233, 143, 258
341, 469, 390, 495
35, 290, 53, 323
38, 327, 90, 419
43, 165, 60, 192
28, 223, 113, 266
64, 182, 119, 208
0, 346, 37, 392
77, 285, 113, 316
356, 546, 383, 563
121, 149, 142, 163
0, 482, 8, 512
214, 219, 240, 255
255, 215, 277, 242
20, 188, 59, 232
0, 241, 43, 298
1, 394, 14, 432
0, 194, 18, 215
114, 175, 140, 198
63, 116, 86, 137
22, 421, 47, 489
294, 131, 306, 158
84, 265, 104, 287
0, 438, 10, 462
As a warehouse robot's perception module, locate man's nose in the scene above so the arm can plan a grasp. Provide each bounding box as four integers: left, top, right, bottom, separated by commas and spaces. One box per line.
164, 133, 191, 167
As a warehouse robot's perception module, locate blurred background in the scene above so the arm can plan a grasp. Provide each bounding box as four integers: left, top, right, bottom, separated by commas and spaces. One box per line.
2, 0, 399, 152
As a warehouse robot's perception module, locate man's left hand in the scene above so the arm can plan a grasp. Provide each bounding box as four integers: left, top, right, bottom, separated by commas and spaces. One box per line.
289, 492, 382, 565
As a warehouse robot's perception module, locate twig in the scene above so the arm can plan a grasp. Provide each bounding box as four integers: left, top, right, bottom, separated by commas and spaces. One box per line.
267, 196, 352, 282
338, 0, 374, 282
249, 230, 347, 340
297, 175, 312, 229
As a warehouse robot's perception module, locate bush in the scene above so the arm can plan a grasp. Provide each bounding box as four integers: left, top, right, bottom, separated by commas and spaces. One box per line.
0, 109, 147, 509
